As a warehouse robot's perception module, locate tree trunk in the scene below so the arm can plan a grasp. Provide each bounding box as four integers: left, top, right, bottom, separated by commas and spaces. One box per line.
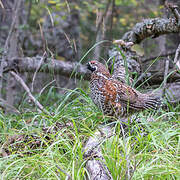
5, 0, 21, 112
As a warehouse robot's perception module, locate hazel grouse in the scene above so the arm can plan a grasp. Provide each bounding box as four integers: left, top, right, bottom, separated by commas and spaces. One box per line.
87, 60, 161, 117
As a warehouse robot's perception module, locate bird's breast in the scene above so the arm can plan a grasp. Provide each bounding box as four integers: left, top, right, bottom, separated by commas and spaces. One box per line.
89, 79, 105, 107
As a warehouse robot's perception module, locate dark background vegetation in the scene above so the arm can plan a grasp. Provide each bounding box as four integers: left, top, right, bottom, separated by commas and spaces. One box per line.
0, 0, 179, 179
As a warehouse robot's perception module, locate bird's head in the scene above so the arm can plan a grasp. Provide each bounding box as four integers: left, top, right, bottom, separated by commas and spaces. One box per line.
87, 61, 99, 72
87, 60, 111, 78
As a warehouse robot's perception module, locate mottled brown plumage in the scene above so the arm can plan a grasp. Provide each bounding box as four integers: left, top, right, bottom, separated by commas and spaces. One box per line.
87, 61, 161, 117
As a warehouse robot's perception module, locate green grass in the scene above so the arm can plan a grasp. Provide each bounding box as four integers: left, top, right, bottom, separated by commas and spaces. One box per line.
0, 88, 180, 179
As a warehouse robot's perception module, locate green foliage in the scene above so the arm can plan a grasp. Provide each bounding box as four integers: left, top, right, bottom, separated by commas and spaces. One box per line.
0, 88, 179, 179
115, 0, 138, 6
0, 1, 179, 178
22, 0, 164, 58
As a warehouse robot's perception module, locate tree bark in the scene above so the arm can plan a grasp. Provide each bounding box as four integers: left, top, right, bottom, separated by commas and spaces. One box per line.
5, 57, 90, 80
2, 56, 180, 103
83, 126, 114, 180
122, 17, 180, 44
2, 0, 22, 112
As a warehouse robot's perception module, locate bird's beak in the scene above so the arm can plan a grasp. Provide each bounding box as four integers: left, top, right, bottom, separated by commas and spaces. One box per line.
86, 62, 91, 70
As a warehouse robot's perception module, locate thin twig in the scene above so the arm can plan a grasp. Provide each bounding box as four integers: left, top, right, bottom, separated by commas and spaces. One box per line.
142, 50, 176, 63
0, 97, 20, 114
162, 57, 170, 97
38, 21, 46, 52
109, 0, 115, 39
39, 80, 56, 97
4, 0, 22, 53
27, 0, 32, 24
120, 122, 131, 180
10, 71, 50, 115
95, 0, 111, 35
56, 165, 71, 180
174, 44, 180, 69
31, 52, 46, 92
165, 1, 180, 25
0, 0, 4, 9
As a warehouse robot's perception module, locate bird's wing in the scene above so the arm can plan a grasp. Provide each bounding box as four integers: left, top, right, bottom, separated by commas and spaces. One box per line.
102, 79, 138, 104
101, 79, 118, 103
103, 79, 160, 110
112, 79, 144, 110
115, 80, 161, 110
116, 81, 138, 103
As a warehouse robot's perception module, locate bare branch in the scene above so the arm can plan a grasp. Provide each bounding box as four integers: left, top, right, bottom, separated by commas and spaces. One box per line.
122, 17, 180, 44
0, 97, 20, 114
162, 57, 170, 97
83, 126, 114, 180
10, 71, 50, 115
95, 0, 111, 36
3, 56, 180, 85
142, 50, 176, 63
165, 1, 180, 26
174, 44, 180, 69
31, 52, 46, 92
56, 165, 71, 180
9, 57, 90, 80
122, 2, 180, 44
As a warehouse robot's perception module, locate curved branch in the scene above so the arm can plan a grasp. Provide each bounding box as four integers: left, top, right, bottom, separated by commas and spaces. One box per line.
4, 57, 90, 80
3, 56, 180, 85
83, 126, 114, 180
122, 1, 180, 44
10, 71, 50, 115
122, 18, 180, 44
142, 50, 176, 63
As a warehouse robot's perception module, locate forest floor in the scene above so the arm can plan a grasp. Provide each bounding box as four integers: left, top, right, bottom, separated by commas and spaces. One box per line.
0, 88, 179, 179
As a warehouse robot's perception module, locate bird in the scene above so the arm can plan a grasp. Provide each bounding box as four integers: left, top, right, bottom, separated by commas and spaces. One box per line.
87, 60, 161, 117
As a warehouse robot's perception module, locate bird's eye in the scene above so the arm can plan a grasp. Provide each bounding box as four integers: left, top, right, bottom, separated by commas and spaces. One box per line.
87, 62, 97, 72
90, 61, 96, 64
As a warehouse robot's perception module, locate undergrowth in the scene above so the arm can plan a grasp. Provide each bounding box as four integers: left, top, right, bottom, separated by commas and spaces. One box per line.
0, 88, 180, 179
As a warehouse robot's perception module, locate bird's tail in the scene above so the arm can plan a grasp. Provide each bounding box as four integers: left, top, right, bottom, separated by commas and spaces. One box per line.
142, 95, 162, 110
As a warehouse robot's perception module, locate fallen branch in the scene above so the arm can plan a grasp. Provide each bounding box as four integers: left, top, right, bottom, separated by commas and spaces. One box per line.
174, 44, 180, 69
146, 70, 180, 84
165, 1, 180, 26
122, 17, 180, 44
162, 57, 170, 97
151, 82, 180, 103
142, 50, 176, 63
13, 57, 90, 80
122, 2, 180, 44
83, 126, 114, 180
0, 97, 20, 114
3, 56, 180, 85
10, 71, 50, 115
56, 165, 71, 180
